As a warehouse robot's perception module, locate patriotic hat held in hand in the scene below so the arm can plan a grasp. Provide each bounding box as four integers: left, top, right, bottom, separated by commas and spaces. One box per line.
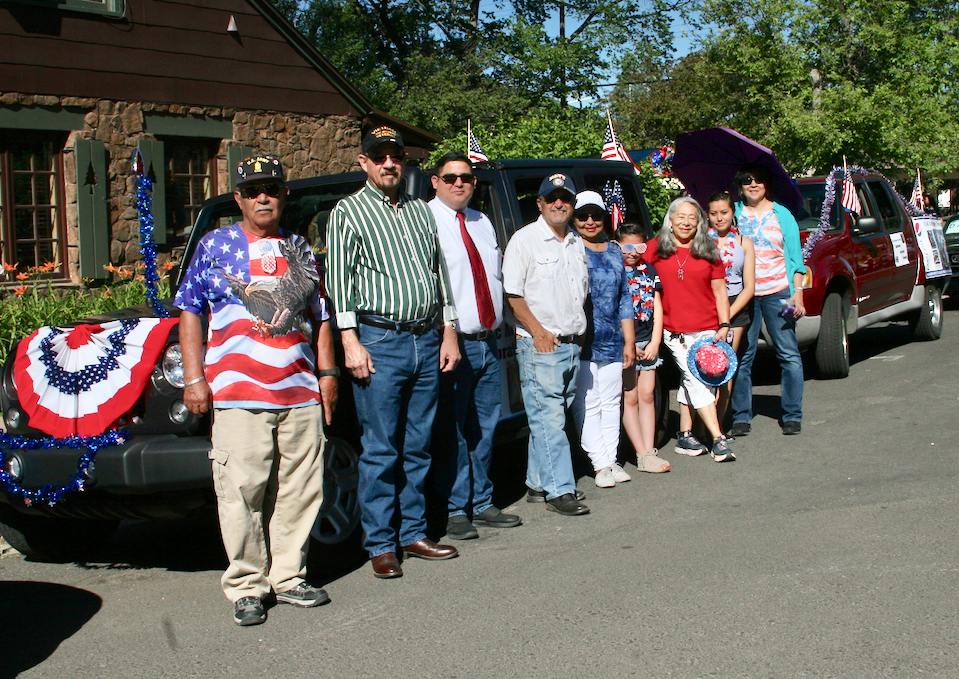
687, 336, 738, 387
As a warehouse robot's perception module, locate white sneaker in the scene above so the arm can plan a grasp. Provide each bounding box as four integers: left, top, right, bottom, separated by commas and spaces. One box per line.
594, 467, 616, 488
610, 463, 632, 483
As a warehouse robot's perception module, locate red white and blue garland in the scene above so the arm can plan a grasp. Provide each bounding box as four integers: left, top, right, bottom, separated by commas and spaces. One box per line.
801, 164, 929, 261
0, 150, 174, 507
0, 430, 126, 506
650, 145, 675, 177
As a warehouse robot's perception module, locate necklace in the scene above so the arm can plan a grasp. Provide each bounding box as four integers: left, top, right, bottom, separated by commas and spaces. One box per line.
676, 246, 692, 280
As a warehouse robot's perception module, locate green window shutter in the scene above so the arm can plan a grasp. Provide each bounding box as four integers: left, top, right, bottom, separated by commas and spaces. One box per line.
75, 139, 110, 280
137, 139, 167, 245
227, 146, 253, 192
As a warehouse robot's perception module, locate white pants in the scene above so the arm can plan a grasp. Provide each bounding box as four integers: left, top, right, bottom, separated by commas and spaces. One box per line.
664, 330, 717, 410
571, 360, 623, 471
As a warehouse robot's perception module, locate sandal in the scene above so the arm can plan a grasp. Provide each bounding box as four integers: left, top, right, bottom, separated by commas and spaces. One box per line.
637, 449, 671, 473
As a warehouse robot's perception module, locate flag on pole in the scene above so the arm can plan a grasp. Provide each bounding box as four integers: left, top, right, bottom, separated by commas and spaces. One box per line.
909, 169, 923, 209
467, 128, 488, 163
603, 180, 627, 230
601, 113, 642, 174
840, 170, 862, 215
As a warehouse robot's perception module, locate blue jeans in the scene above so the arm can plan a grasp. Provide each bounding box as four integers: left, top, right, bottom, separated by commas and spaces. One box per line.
352, 323, 440, 557
730, 289, 804, 424
516, 336, 580, 501
435, 336, 502, 517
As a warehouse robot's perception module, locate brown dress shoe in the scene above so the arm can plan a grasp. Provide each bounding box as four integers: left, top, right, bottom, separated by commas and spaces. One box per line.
371, 552, 403, 578
401, 538, 459, 560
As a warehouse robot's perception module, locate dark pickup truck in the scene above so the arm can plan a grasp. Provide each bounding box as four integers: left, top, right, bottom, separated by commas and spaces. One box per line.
0, 158, 656, 560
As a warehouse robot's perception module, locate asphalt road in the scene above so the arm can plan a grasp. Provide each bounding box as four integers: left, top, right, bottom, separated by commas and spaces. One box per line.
3, 306, 959, 679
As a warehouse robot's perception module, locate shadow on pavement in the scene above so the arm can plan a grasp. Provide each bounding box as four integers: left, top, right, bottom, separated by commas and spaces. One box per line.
0, 581, 101, 679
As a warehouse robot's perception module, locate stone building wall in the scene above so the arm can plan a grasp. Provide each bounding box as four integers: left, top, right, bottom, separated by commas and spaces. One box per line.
0, 92, 364, 283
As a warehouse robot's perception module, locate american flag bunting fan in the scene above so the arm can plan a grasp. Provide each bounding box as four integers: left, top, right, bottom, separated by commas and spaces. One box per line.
603, 180, 627, 230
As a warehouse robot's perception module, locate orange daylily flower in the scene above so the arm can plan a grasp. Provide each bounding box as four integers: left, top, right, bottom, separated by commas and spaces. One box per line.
15, 272, 29, 280
13, 285, 27, 296
135, 274, 145, 282
103, 263, 118, 273
2, 262, 17, 272
162, 261, 176, 270
118, 268, 133, 278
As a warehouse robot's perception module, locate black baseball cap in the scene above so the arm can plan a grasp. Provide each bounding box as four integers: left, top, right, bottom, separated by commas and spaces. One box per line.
362, 126, 405, 154
236, 154, 285, 185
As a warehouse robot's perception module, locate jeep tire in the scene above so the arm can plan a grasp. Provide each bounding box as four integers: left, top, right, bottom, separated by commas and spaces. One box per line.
909, 284, 943, 340
815, 292, 850, 379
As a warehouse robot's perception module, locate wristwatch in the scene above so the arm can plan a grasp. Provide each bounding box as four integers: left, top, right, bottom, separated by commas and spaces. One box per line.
718, 323, 731, 329
317, 368, 340, 378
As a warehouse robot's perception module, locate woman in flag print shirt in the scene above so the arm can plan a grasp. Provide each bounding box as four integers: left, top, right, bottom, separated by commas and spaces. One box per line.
727, 164, 805, 438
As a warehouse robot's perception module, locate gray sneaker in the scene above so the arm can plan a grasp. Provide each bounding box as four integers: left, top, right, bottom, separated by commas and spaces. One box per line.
710, 436, 736, 463
674, 431, 709, 456
275, 582, 330, 608
233, 597, 266, 626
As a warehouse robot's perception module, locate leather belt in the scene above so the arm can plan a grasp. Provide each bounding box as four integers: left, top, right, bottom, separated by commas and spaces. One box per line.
358, 315, 436, 335
555, 334, 580, 343
459, 330, 492, 341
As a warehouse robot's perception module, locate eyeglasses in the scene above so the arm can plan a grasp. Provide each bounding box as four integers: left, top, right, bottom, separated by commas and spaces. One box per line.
575, 211, 605, 222
440, 173, 474, 185
620, 243, 647, 253
366, 151, 406, 164
740, 175, 763, 186
238, 182, 283, 199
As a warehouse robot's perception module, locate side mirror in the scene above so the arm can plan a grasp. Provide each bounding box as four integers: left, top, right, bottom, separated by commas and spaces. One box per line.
853, 215, 881, 235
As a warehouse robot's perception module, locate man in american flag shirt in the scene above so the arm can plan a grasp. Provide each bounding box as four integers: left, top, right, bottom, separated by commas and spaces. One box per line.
176, 154, 338, 627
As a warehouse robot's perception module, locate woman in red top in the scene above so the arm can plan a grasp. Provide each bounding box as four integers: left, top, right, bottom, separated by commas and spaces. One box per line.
644, 197, 735, 462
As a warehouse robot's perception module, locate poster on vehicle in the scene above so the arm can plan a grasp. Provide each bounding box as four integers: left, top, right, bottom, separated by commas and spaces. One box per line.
912, 216, 951, 279
889, 232, 909, 267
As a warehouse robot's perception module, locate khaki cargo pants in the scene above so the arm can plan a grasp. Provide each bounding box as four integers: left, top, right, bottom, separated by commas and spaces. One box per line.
210, 405, 325, 602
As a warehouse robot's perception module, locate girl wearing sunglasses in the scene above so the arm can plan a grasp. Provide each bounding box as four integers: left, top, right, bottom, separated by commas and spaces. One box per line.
616, 223, 669, 473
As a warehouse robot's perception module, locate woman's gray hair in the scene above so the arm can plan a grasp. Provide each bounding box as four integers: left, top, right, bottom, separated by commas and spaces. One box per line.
656, 196, 720, 263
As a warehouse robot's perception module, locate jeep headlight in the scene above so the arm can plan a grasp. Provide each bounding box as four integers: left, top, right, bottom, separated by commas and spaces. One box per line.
161, 344, 185, 389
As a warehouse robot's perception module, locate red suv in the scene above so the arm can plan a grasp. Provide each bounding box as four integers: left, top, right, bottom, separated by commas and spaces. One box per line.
794, 173, 946, 378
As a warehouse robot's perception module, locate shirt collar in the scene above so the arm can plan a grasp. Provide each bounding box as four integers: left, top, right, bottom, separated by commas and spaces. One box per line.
535, 215, 576, 242
364, 180, 407, 207
429, 197, 466, 220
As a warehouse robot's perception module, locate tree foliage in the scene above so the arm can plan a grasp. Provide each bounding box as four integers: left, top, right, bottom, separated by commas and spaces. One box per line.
612, 0, 959, 177
270, 0, 678, 137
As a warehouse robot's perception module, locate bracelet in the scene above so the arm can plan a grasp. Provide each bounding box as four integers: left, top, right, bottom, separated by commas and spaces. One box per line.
183, 376, 206, 388
317, 368, 340, 378
718, 323, 731, 329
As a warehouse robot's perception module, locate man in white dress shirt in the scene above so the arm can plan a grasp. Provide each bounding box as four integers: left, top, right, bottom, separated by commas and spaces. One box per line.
429, 151, 521, 540
502, 173, 590, 516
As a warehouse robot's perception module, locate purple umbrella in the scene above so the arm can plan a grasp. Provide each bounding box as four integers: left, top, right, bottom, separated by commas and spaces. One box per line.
672, 127, 803, 218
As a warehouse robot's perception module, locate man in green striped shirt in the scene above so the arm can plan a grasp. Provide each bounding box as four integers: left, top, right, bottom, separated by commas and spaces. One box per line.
326, 126, 460, 579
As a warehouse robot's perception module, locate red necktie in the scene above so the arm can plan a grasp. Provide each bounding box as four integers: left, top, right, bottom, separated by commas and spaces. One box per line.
458, 211, 496, 330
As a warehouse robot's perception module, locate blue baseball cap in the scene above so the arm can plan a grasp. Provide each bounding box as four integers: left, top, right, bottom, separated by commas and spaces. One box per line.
538, 173, 577, 200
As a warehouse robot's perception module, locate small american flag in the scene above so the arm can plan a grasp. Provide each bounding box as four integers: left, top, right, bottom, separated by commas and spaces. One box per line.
602, 117, 642, 174
468, 130, 488, 163
909, 171, 923, 209
604, 180, 627, 230
840, 173, 862, 214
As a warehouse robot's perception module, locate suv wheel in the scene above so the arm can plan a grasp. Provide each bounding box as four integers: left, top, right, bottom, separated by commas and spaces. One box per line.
909, 284, 944, 340
0, 503, 118, 561
310, 436, 361, 545
815, 292, 850, 379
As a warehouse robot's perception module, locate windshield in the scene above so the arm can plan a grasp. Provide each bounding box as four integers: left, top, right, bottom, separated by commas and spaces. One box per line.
178, 177, 368, 288
797, 181, 843, 233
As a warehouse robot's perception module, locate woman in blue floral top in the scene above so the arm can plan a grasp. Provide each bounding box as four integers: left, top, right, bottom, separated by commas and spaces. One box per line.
570, 191, 635, 489
616, 223, 670, 473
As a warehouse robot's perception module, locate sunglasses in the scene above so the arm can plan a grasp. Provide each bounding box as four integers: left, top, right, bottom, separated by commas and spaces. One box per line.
239, 182, 283, 199
366, 151, 406, 164
542, 192, 572, 204
575, 211, 605, 222
620, 243, 647, 253
740, 175, 763, 186
440, 173, 474, 185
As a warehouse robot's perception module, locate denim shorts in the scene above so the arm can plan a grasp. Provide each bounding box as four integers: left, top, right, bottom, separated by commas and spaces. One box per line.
634, 340, 663, 371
